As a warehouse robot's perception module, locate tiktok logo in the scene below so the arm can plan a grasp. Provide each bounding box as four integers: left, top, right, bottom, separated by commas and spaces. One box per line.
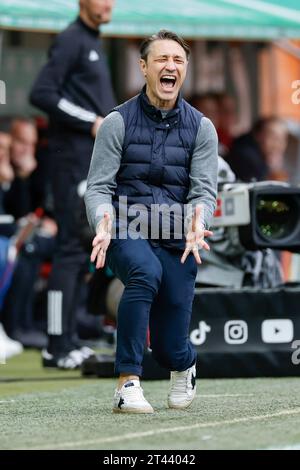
190, 321, 211, 346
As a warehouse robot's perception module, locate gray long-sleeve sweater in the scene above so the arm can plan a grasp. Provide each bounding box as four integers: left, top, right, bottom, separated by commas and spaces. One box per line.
85, 111, 218, 234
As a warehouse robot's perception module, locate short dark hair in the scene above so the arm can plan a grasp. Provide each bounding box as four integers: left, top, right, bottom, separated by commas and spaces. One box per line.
253, 116, 286, 135
190, 92, 219, 107
11, 116, 36, 128
140, 30, 190, 61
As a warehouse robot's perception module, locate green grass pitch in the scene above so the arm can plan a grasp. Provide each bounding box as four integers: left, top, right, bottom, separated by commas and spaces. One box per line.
1, 351, 300, 450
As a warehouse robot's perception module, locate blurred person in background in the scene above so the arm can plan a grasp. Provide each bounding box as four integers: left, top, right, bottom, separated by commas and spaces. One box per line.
30, 0, 117, 369
216, 93, 238, 155
191, 92, 250, 158
0, 123, 14, 191
190, 93, 220, 129
10, 118, 37, 178
256, 118, 289, 182
4, 118, 38, 218
1, 118, 57, 350
226, 117, 289, 182
0, 121, 23, 360
190, 93, 226, 156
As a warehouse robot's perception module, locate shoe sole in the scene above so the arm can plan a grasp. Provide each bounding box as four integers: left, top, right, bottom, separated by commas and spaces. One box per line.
42, 360, 80, 370
168, 401, 194, 409
113, 407, 154, 414
168, 395, 196, 409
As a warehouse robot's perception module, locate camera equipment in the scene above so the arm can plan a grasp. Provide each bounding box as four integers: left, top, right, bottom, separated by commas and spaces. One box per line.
213, 181, 300, 252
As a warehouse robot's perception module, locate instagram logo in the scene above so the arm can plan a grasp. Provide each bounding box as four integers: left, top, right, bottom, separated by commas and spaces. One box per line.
224, 320, 248, 345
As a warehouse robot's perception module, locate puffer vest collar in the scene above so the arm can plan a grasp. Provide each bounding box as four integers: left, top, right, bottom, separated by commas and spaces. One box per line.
139, 85, 182, 126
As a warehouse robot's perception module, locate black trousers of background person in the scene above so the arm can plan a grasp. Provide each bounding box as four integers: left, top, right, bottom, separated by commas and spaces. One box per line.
47, 169, 89, 356
2, 234, 56, 336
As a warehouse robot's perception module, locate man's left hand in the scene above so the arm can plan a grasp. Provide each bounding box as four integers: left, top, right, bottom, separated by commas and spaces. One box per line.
181, 206, 213, 264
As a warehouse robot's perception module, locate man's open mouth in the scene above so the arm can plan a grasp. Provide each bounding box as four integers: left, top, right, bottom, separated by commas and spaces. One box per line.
160, 75, 177, 90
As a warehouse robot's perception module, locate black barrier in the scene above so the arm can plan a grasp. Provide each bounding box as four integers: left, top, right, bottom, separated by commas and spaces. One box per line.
144, 285, 300, 378
81, 285, 300, 379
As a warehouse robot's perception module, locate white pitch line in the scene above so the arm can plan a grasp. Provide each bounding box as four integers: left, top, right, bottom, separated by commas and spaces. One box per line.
196, 394, 255, 398
264, 444, 300, 450
21, 407, 300, 450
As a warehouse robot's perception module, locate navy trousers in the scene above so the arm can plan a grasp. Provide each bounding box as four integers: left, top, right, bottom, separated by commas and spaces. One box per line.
106, 237, 197, 376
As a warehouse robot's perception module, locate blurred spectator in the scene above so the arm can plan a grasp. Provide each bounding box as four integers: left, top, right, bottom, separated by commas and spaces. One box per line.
216, 93, 237, 155
2, 216, 57, 349
190, 93, 220, 129
29, 0, 117, 369
190, 93, 227, 156
256, 118, 289, 182
0, 124, 14, 188
4, 118, 37, 218
190, 92, 248, 157
1, 117, 57, 350
226, 117, 289, 182
10, 118, 37, 178
0, 121, 23, 359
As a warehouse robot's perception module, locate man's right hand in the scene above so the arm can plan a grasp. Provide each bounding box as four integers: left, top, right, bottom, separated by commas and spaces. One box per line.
90, 212, 112, 269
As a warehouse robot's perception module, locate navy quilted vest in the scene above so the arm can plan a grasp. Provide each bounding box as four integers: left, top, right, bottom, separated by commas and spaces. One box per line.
113, 89, 202, 249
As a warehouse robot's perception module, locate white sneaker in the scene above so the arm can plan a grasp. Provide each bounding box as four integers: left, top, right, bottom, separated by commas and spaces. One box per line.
42, 347, 95, 369
0, 323, 23, 360
168, 363, 196, 409
57, 350, 84, 369
78, 346, 95, 360
113, 379, 154, 414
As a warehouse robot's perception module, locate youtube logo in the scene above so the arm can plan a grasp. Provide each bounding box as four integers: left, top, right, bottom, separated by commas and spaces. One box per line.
261, 319, 294, 344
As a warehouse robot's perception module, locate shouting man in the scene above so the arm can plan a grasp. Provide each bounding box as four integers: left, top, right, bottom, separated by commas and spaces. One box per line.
85, 30, 218, 413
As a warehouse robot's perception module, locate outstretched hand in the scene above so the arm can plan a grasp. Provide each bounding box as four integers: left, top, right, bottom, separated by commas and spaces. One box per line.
181, 206, 213, 264
90, 212, 112, 269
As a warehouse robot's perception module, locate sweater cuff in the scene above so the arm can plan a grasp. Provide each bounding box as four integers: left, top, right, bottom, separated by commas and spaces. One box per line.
184, 202, 207, 235
94, 203, 115, 233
